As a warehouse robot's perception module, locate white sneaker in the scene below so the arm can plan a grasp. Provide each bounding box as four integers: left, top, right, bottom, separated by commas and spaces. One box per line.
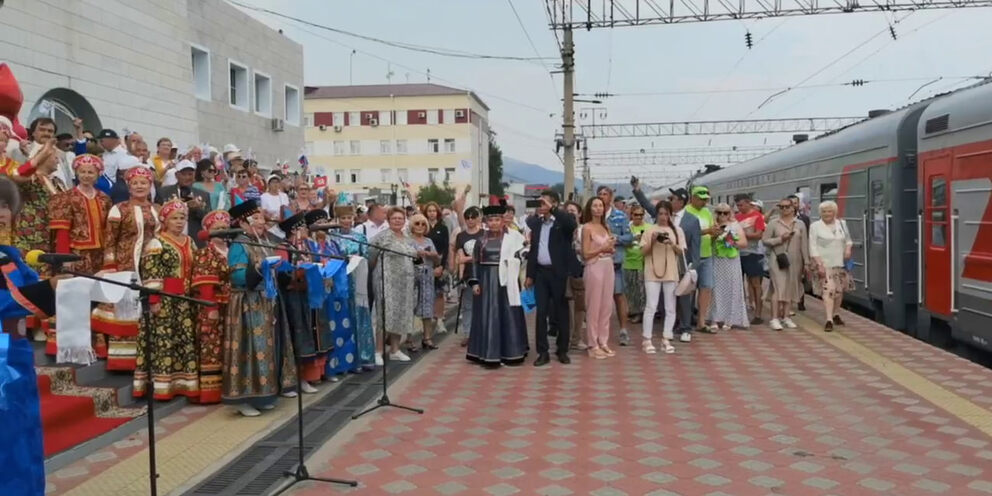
390, 350, 411, 362
259, 403, 275, 410
374, 353, 384, 366
437, 320, 449, 334
680, 332, 691, 343
237, 405, 261, 417
769, 318, 783, 331
619, 329, 631, 346
782, 318, 798, 329
301, 381, 318, 394
281, 390, 298, 398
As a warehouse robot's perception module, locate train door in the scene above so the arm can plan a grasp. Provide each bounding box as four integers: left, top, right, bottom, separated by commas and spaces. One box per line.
923, 154, 952, 315
867, 168, 888, 299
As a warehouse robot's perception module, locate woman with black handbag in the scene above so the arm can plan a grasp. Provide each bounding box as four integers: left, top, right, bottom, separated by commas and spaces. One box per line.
762, 198, 809, 330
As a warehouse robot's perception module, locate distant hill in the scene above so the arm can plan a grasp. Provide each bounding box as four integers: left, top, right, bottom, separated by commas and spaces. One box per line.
503, 157, 645, 199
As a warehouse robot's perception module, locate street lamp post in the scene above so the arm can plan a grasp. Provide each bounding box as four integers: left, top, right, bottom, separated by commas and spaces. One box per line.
390, 183, 398, 206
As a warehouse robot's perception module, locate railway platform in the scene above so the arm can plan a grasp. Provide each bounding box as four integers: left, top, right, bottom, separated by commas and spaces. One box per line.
43, 300, 992, 495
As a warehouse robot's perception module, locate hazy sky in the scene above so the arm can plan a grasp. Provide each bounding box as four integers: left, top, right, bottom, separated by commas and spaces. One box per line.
236, 0, 992, 187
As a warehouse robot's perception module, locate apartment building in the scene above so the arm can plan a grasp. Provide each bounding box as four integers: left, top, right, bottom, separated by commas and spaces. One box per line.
303, 84, 490, 201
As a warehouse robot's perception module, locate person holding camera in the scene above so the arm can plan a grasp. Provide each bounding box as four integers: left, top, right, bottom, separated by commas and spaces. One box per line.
638, 201, 686, 354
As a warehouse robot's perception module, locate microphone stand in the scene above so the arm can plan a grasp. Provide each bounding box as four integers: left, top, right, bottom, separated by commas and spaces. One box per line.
218, 234, 357, 493
312, 228, 425, 419
57, 267, 212, 496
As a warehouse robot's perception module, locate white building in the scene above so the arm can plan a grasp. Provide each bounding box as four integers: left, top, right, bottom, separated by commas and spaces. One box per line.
0, 0, 303, 167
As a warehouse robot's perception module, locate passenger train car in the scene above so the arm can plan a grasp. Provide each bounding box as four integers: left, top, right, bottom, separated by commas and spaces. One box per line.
693, 80, 992, 352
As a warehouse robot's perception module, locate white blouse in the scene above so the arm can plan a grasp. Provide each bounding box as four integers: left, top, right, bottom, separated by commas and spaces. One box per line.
808, 219, 853, 268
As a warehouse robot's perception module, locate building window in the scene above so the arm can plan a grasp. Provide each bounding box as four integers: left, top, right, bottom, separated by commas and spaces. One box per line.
444, 138, 455, 153
378, 111, 392, 126
427, 110, 439, 125
397, 168, 409, 182
284, 84, 301, 125
333, 112, 344, 127
380, 140, 392, 154
348, 112, 359, 126
303, 113, 314, 127
190, 45, 210, 101
444, 167, 455, 182
349, 140, 361, 155
333, 141, 345, 155
334, 169, 344, 183
228, 60, 249, 110
443, 109, 455, 123
381, 169, 392, 183
396, 140, 408, 154
350, 169, 360, 183
253, 71, 271, 116
395, 111, 407, 126
428, 168, 439, 183
428, 139, 439, 153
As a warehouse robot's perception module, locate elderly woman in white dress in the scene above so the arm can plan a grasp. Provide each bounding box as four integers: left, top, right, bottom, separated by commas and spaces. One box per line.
808, 200, 853, 332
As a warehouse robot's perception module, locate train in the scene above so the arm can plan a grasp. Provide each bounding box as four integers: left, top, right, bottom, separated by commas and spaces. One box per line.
668, 80, 992, 352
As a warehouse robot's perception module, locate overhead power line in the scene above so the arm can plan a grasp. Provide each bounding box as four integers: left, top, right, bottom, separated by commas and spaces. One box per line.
229, 0, 556, 62
506, 0, 560, 99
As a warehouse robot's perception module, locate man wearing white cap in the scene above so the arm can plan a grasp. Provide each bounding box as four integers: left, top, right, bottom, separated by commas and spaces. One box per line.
157, 159, 210, 247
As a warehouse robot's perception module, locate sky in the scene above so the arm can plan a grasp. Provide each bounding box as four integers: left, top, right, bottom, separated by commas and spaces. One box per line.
234, 0, 992, 188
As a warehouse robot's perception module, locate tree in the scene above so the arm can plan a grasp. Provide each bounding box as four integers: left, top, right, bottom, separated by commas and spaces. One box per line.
550, 182, 565, 198
416, 180, 456, 206
488, 138, 505, 197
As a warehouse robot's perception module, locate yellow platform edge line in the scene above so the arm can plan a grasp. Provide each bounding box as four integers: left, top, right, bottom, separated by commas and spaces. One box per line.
794, 313, 992, 437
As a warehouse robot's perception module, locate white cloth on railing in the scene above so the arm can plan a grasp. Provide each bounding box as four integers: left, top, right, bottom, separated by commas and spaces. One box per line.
55, 271, 137, 365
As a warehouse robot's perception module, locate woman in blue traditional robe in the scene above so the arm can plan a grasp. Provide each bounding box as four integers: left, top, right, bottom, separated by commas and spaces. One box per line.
0, 176, 57, 496
331, 206, 375, 370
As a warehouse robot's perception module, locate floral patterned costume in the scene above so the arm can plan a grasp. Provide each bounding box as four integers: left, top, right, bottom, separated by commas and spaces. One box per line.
134, 232, 199, 400
191, 243, 230, 404
95, 200, 158, 370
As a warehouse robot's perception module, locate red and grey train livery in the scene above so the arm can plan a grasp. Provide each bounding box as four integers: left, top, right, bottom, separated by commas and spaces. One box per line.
688, 80, 992, 351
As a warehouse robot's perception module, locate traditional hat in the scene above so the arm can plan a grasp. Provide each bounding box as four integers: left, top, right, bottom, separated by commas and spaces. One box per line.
72, 154, 104, 173
124, 165, 153, 183
228, 199, 259, 222
333, 205, 355, 218
304, 208, 329, 226
279, 211, 307, 234
159, 198, 188, 223
482, 205, 506, 217
202, 210, 231, 232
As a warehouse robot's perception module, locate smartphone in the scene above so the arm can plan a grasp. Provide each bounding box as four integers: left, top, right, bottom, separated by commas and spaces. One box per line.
630, 175, 639, 186
525, 199, 542, 209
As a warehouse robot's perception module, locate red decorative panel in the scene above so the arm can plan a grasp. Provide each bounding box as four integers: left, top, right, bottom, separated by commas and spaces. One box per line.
313, 112, 334, 127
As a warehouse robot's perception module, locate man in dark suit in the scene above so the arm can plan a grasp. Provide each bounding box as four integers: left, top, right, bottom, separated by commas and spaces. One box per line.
156, 160, 210, 247
525, 190, 577, 366
632, 181, 701, 342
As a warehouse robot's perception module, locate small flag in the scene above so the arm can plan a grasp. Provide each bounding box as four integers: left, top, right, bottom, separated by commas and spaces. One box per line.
298, 151, 309, 175
314, 176, 327, 188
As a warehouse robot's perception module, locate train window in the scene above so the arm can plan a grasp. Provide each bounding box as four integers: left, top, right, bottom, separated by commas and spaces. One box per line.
931, 176, 947, 247
871, 180, 885, 242
820, 182, 838, 200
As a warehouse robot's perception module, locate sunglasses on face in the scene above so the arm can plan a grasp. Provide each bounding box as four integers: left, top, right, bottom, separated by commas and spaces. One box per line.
778, 204, 793, 209
632, 214, 644, 218
717, 211, 731, 215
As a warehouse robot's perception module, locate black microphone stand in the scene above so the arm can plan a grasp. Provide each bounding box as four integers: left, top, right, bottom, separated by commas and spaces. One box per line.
58, 267, 212, 496
311, 228, 424, 419
219, 234, 357, 493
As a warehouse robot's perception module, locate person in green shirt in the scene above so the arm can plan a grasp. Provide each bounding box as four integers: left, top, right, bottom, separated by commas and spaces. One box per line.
623, 206, 650, 323
684, 186, 720, 332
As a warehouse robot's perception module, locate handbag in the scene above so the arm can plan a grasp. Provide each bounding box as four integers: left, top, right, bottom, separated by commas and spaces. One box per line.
775, 223, 792, 269
675, 250, 697, 297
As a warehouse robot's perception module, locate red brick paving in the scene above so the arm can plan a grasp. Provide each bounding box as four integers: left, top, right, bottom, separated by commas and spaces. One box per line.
290, 307, 992, 495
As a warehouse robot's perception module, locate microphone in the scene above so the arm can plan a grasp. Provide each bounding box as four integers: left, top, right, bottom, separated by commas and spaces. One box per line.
25, 250, 82, 266
308, 222, 342, 232
207, 228, 245, 239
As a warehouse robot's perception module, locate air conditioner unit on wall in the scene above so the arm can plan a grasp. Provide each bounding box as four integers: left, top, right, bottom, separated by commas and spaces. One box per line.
369, 118, 378, 127
333, 125, 343, 132
319, 124, 327, 131
455, 109, 465, 118
271, 118, 285, 132
417, 111, 426, 119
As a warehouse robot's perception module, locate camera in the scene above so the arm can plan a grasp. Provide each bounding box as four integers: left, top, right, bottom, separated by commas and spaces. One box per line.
656, 232, 669, 243
525, 199, 542, 209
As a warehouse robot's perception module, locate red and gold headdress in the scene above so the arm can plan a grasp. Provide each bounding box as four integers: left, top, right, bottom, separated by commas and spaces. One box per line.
125, 166, 153, 184
159, 198, 188, 223
72, 153, 104, 173
202, 210, 231, 232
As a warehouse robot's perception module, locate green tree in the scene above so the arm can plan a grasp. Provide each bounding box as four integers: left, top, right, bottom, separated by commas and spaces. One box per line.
550, 182, 565, 198
416, 180, 456, 206
488, 138, 505, 197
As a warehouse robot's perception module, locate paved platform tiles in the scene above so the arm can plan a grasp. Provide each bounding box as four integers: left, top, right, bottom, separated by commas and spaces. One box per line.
286, 303, 992, 496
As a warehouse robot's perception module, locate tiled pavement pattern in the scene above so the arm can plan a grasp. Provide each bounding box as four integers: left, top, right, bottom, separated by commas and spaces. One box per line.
288, 307, 992, 495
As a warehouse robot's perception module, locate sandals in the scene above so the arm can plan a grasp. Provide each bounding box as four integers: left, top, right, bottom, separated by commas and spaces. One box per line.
422, 339, 439, 350
600, 344, 616, 357
588, 347, 608, 360
643, 340, 657, 354
662, 340, 675, 354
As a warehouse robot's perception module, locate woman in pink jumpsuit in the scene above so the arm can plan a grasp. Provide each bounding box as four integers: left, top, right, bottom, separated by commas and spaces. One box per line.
581, 197, 616, 360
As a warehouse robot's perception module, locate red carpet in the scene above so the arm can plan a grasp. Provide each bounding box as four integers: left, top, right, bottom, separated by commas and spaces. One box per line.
37, 374, 133, 457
